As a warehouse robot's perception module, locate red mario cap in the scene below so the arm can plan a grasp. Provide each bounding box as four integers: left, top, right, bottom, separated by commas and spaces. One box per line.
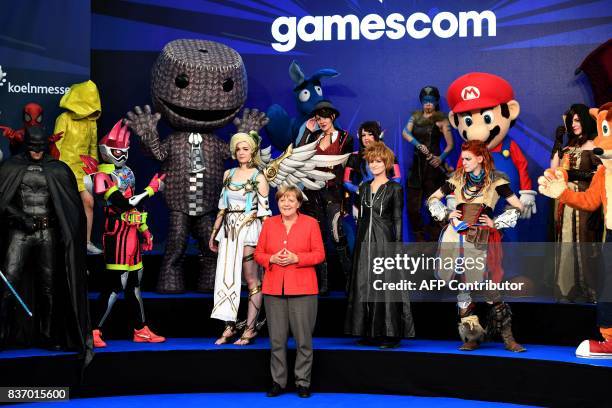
446, 72, 514, 113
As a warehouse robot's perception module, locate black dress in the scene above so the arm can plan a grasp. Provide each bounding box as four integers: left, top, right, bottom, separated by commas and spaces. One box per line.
344, 180, 415, 338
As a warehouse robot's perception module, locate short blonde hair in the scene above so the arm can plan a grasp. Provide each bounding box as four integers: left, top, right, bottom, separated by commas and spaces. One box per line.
275, 185, 304, 205
363, 141, 394, 171
229, 132, 258, 160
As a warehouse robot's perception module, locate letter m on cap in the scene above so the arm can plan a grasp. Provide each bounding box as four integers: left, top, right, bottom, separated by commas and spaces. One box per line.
461, 86, 480, 101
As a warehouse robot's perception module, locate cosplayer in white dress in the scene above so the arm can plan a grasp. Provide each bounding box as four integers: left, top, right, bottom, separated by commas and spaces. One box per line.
210, 132, 271, 345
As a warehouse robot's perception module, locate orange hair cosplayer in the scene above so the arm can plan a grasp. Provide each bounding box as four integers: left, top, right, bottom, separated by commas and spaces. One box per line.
363, 141, 395, 171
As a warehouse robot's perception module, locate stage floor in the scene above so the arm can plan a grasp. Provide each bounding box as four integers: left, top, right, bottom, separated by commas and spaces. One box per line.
7, 392, 536, 408
2, 337, 611, 368
2, 337, 610, 406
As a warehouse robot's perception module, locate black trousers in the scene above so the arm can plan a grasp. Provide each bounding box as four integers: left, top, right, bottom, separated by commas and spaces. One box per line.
0, 228, 56, 343
406, 171, 444, 242
265, 295, 318, 388
301, 188, 351, 292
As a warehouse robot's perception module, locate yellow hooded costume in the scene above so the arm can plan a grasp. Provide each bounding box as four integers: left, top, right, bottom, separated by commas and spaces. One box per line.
54, 80, 101, 191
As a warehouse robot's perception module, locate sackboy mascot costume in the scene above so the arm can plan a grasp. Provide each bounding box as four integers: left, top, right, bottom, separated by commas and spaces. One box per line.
126, 39, 268, 293
539, 102, 612, 358
81, 120, 166, 347
446, 73, 537, 241
0, 127, 92, 363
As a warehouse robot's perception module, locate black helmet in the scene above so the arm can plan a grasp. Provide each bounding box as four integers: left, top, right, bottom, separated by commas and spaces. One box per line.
24, 126, 49, 154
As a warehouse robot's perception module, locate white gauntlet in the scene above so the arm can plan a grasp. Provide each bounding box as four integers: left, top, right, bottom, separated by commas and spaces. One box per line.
428, 198, 448, 222
518, 190, 537, 219
445, 195, 457, 211
494, 208, 520, 229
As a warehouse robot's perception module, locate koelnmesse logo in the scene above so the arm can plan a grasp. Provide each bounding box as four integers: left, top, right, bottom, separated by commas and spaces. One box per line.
0, 65, 70, 95
271, 10, 497, 52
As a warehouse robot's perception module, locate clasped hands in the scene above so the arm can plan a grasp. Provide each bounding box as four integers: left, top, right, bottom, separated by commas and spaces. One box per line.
270, 248, 299, 266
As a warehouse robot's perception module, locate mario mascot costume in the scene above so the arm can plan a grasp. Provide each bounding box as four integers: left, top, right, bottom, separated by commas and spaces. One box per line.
539, 103, 612, 358
446, 73, 537, 243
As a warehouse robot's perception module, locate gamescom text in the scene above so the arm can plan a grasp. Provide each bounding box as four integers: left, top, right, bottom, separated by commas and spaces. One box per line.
271, 10, 496, 52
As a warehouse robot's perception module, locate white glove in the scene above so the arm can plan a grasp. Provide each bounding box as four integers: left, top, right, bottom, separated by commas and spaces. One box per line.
518, 190, 537, 219
428, 199, 448, 222
445, 195, 457, 211
494, 208, 520, 229
352, 205, 359, 220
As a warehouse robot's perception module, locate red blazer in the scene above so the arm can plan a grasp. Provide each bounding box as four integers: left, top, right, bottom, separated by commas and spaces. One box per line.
255, 214, 325, 295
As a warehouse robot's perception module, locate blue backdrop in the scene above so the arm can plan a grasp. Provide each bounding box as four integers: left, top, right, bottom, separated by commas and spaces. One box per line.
0, 0, 90, 155
2, 0, 611, 244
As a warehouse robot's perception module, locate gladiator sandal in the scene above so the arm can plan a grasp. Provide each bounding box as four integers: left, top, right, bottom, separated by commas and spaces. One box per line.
235, 284, 265, 346
458, 304, 485, 351
215, 322, 238, 345
488, 302, 526, 352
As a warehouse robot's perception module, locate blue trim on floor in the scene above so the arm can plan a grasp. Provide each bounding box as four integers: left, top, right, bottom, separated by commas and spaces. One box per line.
87, 291, 348, 299
85, 291, 597, 305
8, 392, 537, 407
2, 337, 611, 368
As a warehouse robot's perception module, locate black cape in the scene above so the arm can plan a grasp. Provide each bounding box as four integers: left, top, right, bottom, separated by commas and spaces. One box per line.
345, 180, 414, 338
0, 153, 93, 364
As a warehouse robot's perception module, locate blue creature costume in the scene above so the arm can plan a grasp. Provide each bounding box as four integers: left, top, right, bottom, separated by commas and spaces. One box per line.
266, 61, 339, 150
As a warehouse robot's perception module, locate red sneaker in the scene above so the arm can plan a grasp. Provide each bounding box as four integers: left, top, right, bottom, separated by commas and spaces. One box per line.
133, 325, 166, 343
576, 339, 612, 359
93, 329, 107, 348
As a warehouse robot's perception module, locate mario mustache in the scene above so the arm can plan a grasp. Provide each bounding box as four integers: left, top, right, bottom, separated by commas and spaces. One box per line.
462, 126, 500, 143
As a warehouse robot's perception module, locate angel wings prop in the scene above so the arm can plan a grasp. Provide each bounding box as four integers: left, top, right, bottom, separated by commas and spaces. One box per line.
257, 136, 350, 197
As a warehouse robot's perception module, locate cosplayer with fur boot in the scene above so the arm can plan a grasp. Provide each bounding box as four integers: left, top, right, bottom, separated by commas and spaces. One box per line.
82, 120, 166, 347
539, 102, 612, 358
402, 86, 454, 242
297, 100, 353, 294
0, 127, 92, 362
447, 73, 537, 237
428, 140, 525, 353
0, 103, 63, 158
126, 39, 268, 293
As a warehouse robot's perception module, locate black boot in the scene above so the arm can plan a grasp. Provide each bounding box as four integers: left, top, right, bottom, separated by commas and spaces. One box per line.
487, 302, 526, 352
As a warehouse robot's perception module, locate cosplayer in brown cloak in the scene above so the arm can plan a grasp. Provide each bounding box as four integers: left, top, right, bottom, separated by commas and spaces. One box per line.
0, 127, 92, 363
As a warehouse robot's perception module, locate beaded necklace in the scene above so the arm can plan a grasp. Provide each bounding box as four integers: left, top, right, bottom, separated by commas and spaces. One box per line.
461, 170, 486, 202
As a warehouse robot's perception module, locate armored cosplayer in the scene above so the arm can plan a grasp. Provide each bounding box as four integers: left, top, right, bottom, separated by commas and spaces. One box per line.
82, 120, 166, 347
0, 127, 92, 362
127, 39, 268, 293
428, 140, 525, 353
